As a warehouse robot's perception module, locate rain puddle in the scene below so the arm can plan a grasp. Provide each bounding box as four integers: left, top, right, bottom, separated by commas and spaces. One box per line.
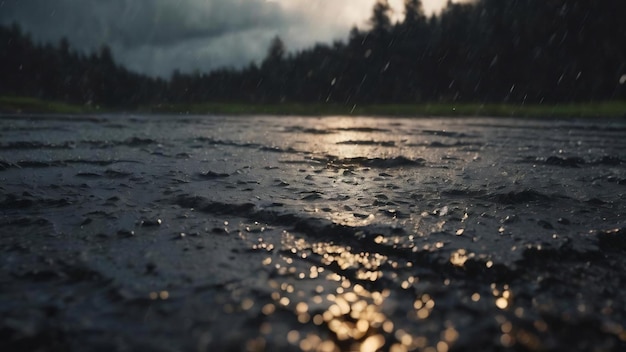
1, 114, 625, 351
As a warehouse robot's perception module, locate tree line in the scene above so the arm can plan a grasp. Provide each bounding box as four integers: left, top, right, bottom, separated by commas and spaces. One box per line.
1, 0, 625, 108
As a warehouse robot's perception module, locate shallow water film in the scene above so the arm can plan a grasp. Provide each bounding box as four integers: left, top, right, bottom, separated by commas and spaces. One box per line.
1, 114, 626, 351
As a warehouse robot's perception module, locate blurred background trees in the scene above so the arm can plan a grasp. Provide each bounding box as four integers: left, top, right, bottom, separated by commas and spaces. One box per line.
1, 0, 624, 107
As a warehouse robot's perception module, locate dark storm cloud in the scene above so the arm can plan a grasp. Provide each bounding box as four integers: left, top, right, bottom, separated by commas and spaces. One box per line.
0, 0, 302, 76
1, 0, 426, 76
0, 0, 294, 45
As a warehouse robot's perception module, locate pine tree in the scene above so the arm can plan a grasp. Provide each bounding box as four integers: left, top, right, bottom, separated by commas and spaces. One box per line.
404, 0, 425, 25
370, 0, 392, 34
266, 35, 285, 62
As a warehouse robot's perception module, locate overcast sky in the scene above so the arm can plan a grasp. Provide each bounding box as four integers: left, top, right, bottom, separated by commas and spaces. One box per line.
0, 0, 454, 77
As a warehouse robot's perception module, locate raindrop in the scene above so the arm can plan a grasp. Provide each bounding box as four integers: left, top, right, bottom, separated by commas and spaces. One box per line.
495, 297, 508, 309
361, 334, 385, 352
489, 55, 498, 67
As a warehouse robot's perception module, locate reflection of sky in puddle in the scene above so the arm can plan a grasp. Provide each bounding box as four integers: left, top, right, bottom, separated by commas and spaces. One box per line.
294, 117, 426, 160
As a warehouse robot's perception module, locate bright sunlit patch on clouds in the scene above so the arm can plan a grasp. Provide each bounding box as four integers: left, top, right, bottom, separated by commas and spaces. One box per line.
270, 0, 453, 24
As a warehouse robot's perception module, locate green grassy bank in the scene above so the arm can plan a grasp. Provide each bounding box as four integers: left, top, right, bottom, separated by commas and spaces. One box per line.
2, 96, 625, 118
145, 101, 626, 118
0, 96, 96, 114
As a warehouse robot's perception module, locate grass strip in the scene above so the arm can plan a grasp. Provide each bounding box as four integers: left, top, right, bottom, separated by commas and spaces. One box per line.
2, 96, 624, 118
0, 96, 94, 114
144, 101, 626, 118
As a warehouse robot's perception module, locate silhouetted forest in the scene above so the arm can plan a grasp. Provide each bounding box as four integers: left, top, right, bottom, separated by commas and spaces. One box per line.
2, 0, 625, 107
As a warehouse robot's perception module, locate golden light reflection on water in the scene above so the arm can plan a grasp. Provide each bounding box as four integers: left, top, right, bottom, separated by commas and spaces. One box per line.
292, 284, 395, 351
492, 283, 513, 310
449, 249, 469, 267
221, 214, 546, 352
245, 229, 467, 352
329, 212, 376, 227
316, 118, 388, 159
